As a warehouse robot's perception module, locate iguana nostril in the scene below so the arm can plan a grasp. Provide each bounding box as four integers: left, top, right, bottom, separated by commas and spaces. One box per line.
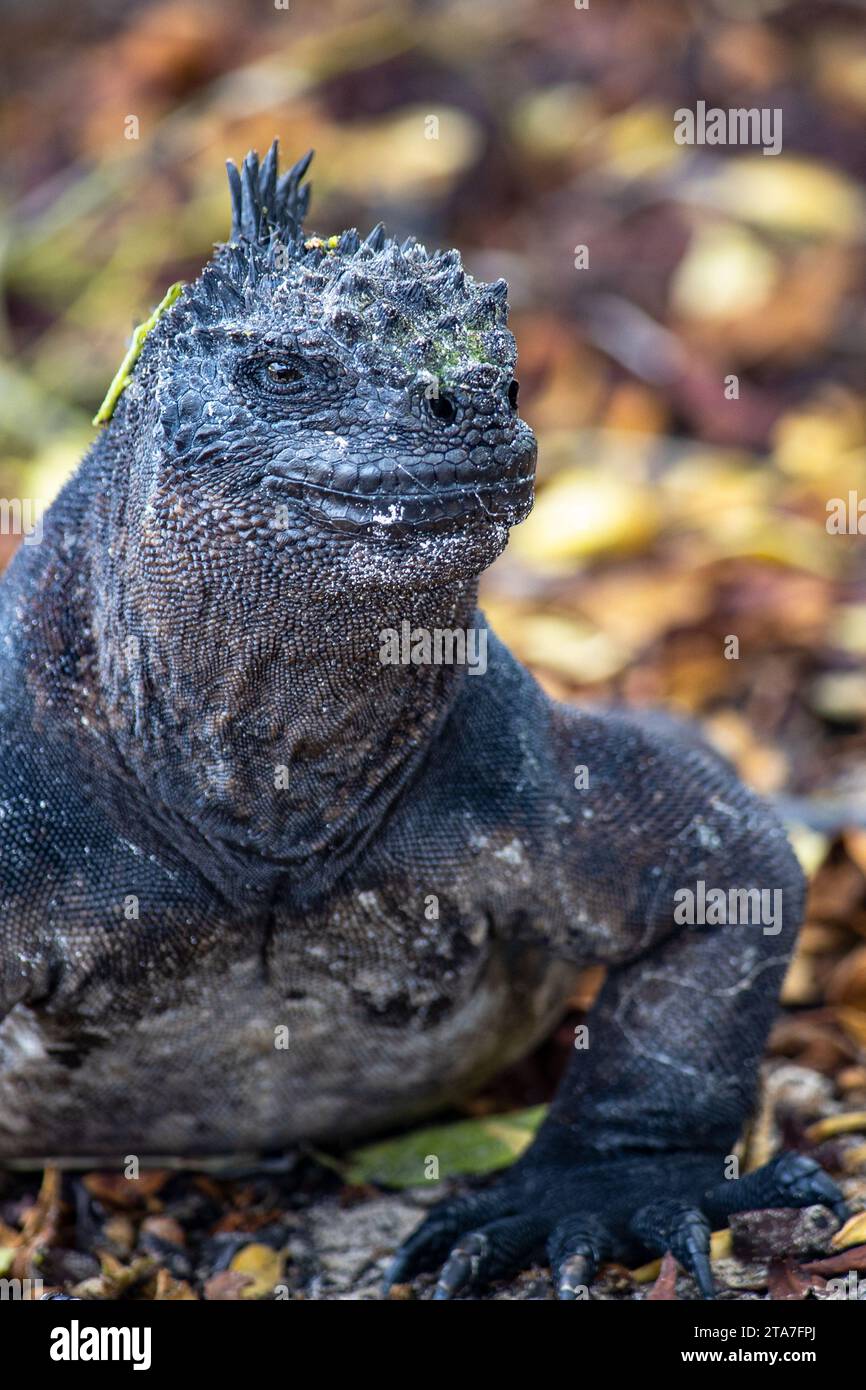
428, 392, 457, 423
508, 379, 519, 410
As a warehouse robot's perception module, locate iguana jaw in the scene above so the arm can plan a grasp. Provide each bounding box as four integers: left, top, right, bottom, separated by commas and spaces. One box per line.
263, 460, 536, 537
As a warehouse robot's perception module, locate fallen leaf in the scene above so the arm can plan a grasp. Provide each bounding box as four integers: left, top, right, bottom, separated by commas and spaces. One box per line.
647, 1250, 679, 1299
344, 1105, 546, 1187
204, 1270, 253, 1301
805, 1111, 866, 1142
510, 466, 659, 565
830, 1212, 866, 1250
633, 1228, 730, 1283
672, 222, 779, 321
844, 829, 866, 879
833, 1009, 866, 1051
690, 156, 866, 240
83, 1170, 169, 1208
73, 1254, 155, 1300
786, 827, 830, 879
140, 1215, 186, 1247
768, 1261, 817, 1300
826, 946, 866, 1011
229, 1243, 284, 1300
13, 1167, 61, 1280
800, 1244, 866, 1277
509, 614, 631, 684
154, 1267, 198, 1300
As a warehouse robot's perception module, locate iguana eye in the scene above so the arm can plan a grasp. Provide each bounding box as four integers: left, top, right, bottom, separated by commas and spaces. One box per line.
242, 352, 307, 399
427, 391, 457, 424
265, 359, 302, 385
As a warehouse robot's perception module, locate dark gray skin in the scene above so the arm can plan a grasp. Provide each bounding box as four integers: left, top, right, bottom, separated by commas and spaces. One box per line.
0, 145, 846, 1298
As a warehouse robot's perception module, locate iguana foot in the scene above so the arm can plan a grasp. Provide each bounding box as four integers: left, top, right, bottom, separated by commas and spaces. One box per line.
384, 1149, 847, 1300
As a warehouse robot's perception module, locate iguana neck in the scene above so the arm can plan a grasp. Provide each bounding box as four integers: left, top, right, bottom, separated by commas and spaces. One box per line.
88, 520, 480, 880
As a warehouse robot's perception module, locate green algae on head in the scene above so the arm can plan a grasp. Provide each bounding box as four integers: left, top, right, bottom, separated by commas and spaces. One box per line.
92, 281, 185, 426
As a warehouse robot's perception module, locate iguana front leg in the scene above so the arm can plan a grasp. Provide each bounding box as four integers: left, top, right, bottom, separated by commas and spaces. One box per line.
388, 725, 847, 1299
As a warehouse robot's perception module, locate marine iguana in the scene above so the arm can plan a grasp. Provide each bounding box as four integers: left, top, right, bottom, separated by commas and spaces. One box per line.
0, 143, 845, 1299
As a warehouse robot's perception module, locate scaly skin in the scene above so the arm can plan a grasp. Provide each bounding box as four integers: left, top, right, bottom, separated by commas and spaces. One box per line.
0, 144, 845, 1297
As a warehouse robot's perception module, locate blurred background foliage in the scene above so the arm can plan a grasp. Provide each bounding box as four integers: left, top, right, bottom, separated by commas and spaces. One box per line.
2, 0, 866, 1089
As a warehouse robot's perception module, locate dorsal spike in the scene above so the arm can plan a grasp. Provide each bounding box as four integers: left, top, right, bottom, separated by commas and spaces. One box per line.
259, 139, 279, 217
278, 148, 314, 196
295, 183, 311, 223
240, 157, 261, 240
244, 148, 260, 179
404, 280, 433, 312
226, 145, 314, 247
226, 161, 243, 239
276, 149, 314, 227
364, 221, 387, 252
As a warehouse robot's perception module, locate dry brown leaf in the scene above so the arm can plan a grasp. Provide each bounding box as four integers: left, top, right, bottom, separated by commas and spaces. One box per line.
647, 1250, 679, 1300
13, 1167, 61, 1279
780, 952, 824, 1009
768, 1260, 817, 1300
154, 1267, 198, 1300
73, 1254, 155, 1300
83, 1170, 169, 1208
800, 1243, 866, 1276
141, 1215, 186, 1246
204, 1270, 253, 1301
769, 1014, 854, 1073
825, 946, 866, 1011
834, 1009, 866, 1051
807, 859, 866, 923
577, 568, 711, 647
842, 1142, 866, 1172
844, 830, 866, 879
565, 965, 606, 1012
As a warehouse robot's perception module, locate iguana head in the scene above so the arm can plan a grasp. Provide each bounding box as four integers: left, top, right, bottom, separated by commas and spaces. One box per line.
113, 142, 536, 593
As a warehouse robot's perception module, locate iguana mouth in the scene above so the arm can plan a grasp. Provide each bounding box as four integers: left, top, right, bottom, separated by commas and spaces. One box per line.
264, 466, 535, 535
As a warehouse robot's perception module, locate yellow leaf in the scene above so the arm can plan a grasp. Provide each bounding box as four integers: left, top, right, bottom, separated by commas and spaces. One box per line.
842, 1144, 866, 1174
831, 1212, 866, 1250
511, 467, 659, 565
836, 1009, 866, 1051
805, 1110, 866, 1142
510, 84, 600, 160
511, 614, 631, 684
811, 674, 866, 722
832, 606, 866, 657
229, 1243, 284, 1300
672, 223, 779, 320
710, 1229, 733, 1262
331, 107, 481, 198
632, 1229, 731, 1282
604, 104, 686, 179
772, 388, 866, 481
786, 826, 829, 879
690, 156, 866, 240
